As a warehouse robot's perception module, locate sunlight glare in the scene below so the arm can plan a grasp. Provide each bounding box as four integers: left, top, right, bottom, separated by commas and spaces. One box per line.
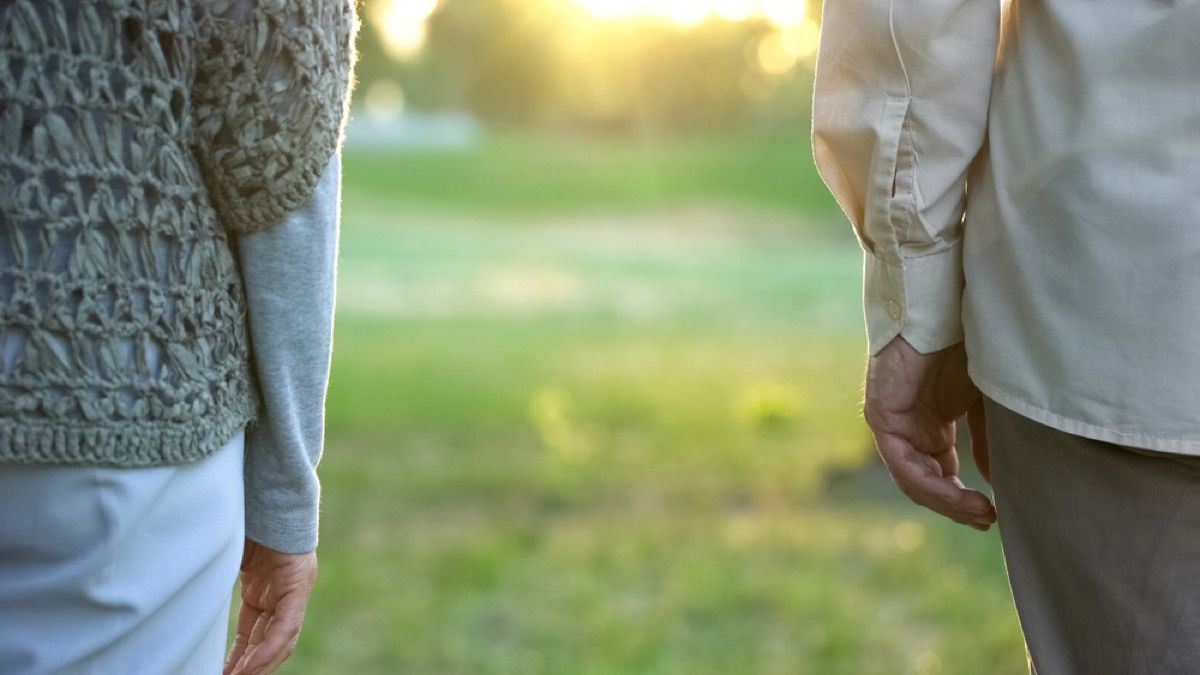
781, 18, 821, 58
757, 33, 797, 75
579, 0, 637, 20
370, 0, 440, 60
662, 0, 710, 26
756, 16, 821, 74
574, 0, 809, 27
759, 0, 808, 26
712, 0, 756, 22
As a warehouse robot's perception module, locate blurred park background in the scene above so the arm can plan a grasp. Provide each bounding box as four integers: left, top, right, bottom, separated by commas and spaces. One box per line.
240, 0, 1028, 672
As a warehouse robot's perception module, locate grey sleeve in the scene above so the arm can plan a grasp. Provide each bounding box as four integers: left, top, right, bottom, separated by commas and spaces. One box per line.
234, 150, 341, 554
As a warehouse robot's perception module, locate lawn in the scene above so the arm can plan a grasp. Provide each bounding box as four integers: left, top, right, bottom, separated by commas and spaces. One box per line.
340, 131, 842, 219
234, 131, 1026, 674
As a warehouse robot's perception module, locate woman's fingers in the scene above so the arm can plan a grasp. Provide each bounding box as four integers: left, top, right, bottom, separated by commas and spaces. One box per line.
224, 594, 261, 675
226, 544, 318, 675
239, 593, 308, 675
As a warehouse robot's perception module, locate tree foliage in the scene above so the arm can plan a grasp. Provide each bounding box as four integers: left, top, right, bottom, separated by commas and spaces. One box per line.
355, 0, 817, 135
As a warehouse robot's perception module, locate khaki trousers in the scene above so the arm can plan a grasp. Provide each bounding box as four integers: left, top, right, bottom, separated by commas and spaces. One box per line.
984, 395, 1200, 675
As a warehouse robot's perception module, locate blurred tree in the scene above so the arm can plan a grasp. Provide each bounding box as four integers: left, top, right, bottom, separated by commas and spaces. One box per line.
354, 0, 818, 135
409, 0, 571, 126
350, 4, 396, 92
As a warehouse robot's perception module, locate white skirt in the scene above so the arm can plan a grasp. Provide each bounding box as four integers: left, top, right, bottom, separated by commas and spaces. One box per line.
0, 430, 245, 674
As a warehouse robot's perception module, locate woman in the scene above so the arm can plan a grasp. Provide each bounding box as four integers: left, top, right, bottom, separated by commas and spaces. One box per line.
0, 1, 358, 673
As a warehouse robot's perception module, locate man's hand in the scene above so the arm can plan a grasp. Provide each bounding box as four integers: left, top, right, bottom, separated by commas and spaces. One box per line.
865, 335, 995, 530
224, 539, 318, 675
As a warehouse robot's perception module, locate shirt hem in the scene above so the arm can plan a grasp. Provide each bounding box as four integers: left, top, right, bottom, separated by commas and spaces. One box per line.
969, 364, 1200, 458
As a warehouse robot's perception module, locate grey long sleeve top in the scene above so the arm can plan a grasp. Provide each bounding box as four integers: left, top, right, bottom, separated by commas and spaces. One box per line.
235, 151, 342, 554
1, 149, 341, 552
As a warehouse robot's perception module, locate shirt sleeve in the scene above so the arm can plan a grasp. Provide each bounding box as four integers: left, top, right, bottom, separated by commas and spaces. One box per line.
234, 149, 341, 555
811, 0, 1002, 356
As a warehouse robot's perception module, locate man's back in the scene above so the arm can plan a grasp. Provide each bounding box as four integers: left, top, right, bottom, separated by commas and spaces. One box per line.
813, 0, 1200, 454
965, 0, 1200, 451
813, 1, 1200, 671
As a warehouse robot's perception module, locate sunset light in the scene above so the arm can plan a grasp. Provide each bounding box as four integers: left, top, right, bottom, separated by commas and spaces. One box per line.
370, 0, 815, 64
369, 0, 439, 60
574, 0, 809, 27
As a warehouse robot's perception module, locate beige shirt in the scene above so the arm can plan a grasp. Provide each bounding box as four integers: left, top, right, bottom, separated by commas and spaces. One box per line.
812, 0, 1200, 455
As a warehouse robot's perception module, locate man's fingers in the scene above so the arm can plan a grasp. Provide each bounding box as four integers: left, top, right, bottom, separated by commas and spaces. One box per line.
869, 407, 954, 460
967, 397, 991, 484
877, 433, 996, 526
929, 445, 959, 480
947, 475, 995, 522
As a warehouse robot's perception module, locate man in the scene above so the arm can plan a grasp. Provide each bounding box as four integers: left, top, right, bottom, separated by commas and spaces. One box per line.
812, 0, 1200, 672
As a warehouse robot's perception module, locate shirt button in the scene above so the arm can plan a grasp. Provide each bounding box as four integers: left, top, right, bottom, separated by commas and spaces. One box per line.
886, 300, 902, 321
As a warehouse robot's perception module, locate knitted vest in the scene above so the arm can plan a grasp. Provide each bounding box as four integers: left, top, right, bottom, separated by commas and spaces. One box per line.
0, 0, 358, 466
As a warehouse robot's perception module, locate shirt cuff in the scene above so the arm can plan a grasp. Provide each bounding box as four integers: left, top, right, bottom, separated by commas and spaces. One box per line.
245, 481, 320, 554
862, 239, 964, 357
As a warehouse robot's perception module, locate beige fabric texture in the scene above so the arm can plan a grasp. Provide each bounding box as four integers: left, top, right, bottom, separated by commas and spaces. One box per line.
0, 0, 358, 466
812, 0, 1200, 455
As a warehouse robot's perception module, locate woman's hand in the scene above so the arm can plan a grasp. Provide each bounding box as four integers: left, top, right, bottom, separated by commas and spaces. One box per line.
224, 539, 319, 675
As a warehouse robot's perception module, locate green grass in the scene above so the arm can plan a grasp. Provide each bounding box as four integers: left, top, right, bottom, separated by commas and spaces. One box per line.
342, 132, 842, 219
235, 133, 1026, 674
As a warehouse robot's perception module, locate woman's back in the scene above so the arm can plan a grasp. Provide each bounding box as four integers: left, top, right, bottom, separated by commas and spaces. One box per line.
0, 0, 355, 466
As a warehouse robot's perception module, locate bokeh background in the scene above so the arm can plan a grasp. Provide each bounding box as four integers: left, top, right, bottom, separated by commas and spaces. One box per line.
237, 1, 1026, 672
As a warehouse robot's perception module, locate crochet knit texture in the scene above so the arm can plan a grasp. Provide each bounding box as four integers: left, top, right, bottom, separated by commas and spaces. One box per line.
0, 0, 358, 466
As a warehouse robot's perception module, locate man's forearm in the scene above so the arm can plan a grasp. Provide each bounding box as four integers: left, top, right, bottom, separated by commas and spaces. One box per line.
812, 0, 1001, 356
